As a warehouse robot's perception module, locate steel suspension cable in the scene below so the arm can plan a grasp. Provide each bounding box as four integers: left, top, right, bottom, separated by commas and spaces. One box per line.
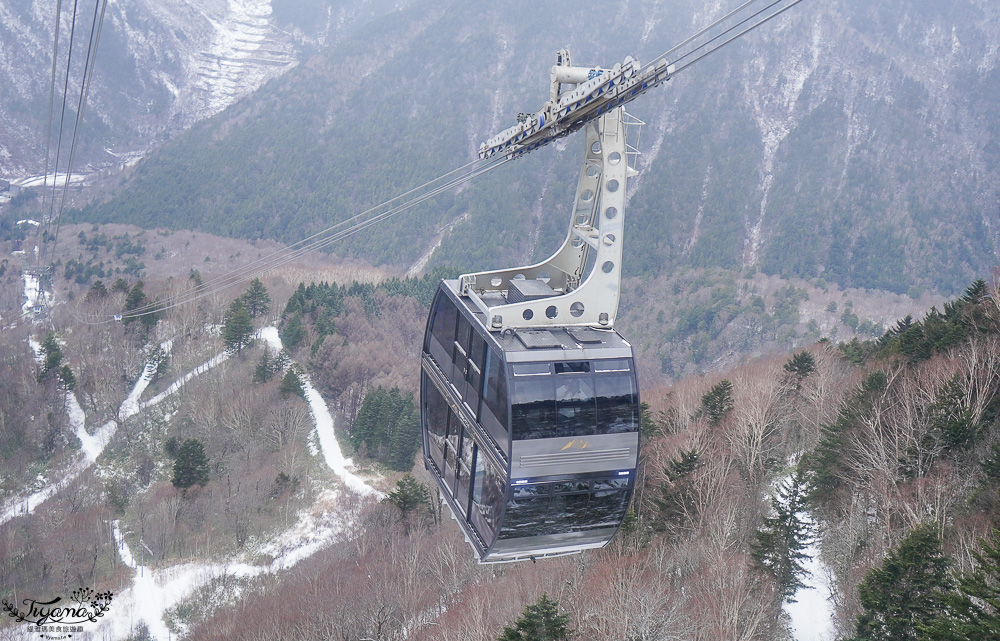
77, 154, 510, 323
109, 156, 492, 318
49, 0, 109, 267
72, 0, 806, 323
41, 0, 82, 269
34, 0, 65, 269
643, 0, 807, 77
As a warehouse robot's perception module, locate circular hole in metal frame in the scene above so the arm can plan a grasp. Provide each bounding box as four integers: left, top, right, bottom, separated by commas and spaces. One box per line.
602, 261, 615, 274
602, 233, 616, 247
491, 277, 502, 287
591, 141, 601, 154
581, 189, 594, 202
570, 302, 585, 317
606, 179, 620, 192
609, 151, 622, 165
605, 206, 618, 219
523, 309, 534, 320
545, 305, 558, 319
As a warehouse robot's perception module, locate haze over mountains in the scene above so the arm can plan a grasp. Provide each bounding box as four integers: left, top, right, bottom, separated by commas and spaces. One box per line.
3, 0, 995, 296
5, 3, 1000, 640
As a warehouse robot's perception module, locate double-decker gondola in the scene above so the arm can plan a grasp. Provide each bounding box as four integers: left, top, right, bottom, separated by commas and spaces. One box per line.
421, 281, 639, 562
421, 95, 641, 562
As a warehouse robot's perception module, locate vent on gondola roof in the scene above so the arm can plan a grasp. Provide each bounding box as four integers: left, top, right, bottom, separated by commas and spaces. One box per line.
516, 329, 563, 349
507, 279, 557, 304
568, 327, 605, 344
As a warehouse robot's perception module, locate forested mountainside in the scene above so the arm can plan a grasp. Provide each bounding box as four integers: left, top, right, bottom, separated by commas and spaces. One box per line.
4, 219, 1000, 639
0, 0, 410, 178
55, 0, 1000, 295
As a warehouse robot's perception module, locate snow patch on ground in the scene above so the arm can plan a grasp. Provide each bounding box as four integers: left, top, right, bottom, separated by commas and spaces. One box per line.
66, 391, 102, 463
12, 172, 87, 188
7, 323, 383, 638
143, 349, 228, 408
785, 526, 836, 641
743, 15, 824, 268
21, 272, 40, 316
259, 326, 384, 499
260, 488, 351, 570
187, 0, 296, 119
90, 328, 381, 640
0, 339, 174, 525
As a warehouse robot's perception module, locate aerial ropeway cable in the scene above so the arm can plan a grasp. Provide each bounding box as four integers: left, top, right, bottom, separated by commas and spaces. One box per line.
31, 0, 109, 312
77, 154, 512, 323
70, 0, 807, 324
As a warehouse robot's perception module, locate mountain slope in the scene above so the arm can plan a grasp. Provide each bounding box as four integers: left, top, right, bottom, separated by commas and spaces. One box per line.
58, 0, 1000, 295
0, 0, 411, 179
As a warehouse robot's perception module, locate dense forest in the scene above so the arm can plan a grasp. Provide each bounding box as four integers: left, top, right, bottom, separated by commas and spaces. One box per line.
57, 0, 1000, 296
3, 221, 999, 638
2, 0, 1000, 636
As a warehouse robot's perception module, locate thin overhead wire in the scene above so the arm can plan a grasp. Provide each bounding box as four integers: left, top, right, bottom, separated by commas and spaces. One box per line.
68, 0, 806, 323
643, 0, 807, 77
75, 154, 509, 323
35, 0, 65, 264
50, 0, 109, 262
41, 0, 82, 270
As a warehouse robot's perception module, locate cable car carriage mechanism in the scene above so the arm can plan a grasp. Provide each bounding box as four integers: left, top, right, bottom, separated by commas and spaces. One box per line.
421, 52, 651, 563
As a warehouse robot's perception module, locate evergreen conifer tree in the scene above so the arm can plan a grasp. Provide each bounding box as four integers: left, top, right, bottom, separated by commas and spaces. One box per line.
752, 468, 815, 601
37, 331, 63, 380
921, 530, 1000, 640
386, 474, 429, 517
172, 438, 210, 491
241, 278, 270, 318
852, 523, 951, 641
699, 379, 734, 426
281, 312, 305, 350
352, 387, 420, 470
279, 368, 305, 398
498, 594, 571, 641
783, 351, 816, 390
223, 299, 254, 354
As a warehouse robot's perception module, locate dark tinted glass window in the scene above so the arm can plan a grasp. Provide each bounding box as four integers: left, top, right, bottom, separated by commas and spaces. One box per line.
482, 348, 509, 431
555, 374, 596, 433
511, 375, 558, 440
588, 488, 630, 529
555, 361, 591, 374
595, 373, 637, 433
499, 476, 633, 540
445, 411, 461, 492
511, 359, 638, 440
469, 333, 487, 373
499, 484, 551, 538
456, 425, 475, 515
423, 375, 448, 470
593, 359, 630, 373
593, 478, 630, 491
549, 490, 592, 530
470, 453, 505, 542
456, 314, 472, 356
466, 361, 482, 410
512, 363, 550, 376
428, 292, 458, 363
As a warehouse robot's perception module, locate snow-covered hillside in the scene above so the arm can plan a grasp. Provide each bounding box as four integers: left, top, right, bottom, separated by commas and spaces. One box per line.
0, 0, 411, 180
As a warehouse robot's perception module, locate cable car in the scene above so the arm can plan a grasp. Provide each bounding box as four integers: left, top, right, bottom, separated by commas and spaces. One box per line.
421, 103, 641, 562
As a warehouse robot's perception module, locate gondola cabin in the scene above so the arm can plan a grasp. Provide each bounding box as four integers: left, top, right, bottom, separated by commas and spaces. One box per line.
420, 279, 639, 562
421, 103, 639, 562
